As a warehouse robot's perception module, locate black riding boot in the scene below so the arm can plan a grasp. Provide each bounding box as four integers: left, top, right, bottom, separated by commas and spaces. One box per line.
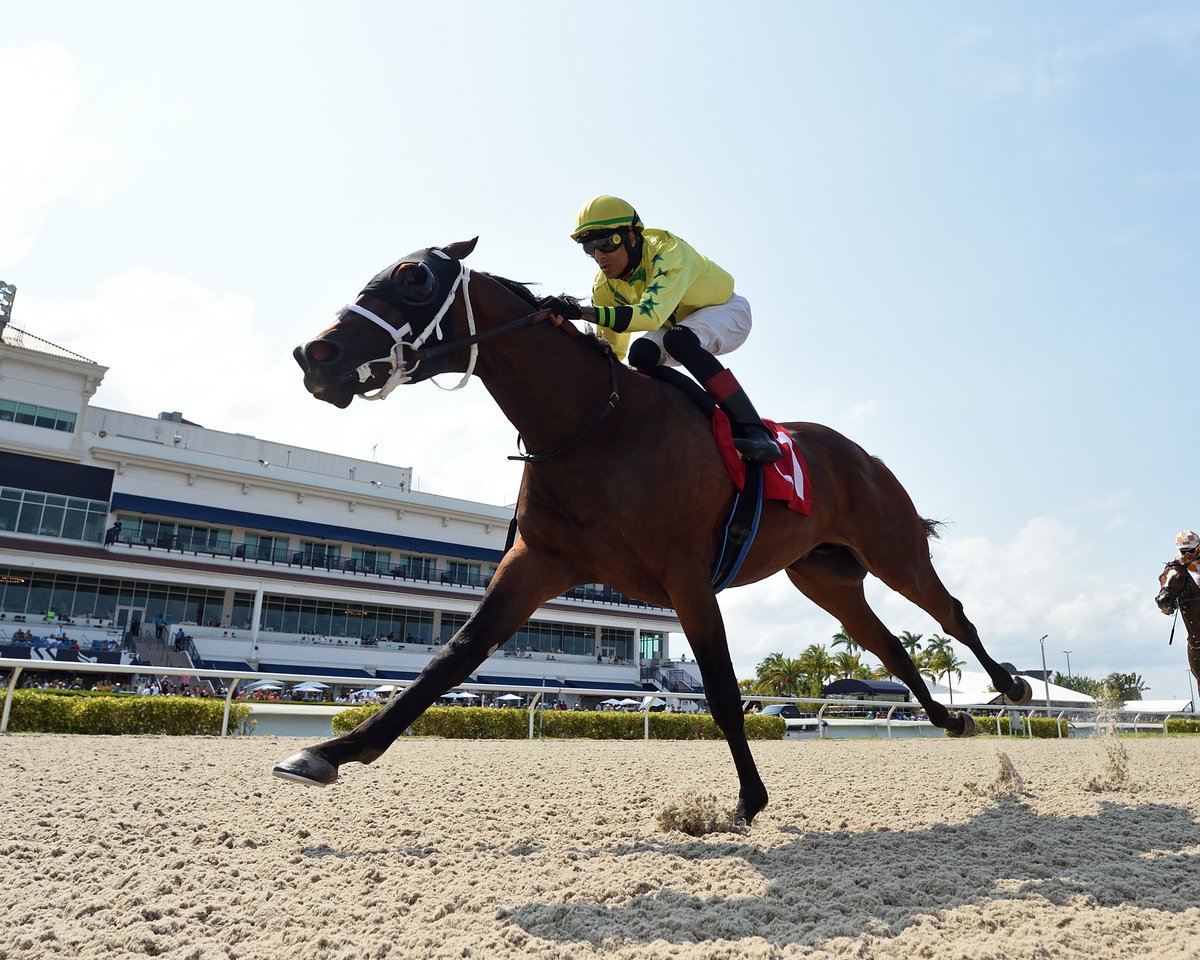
658, 326, 783, 464
707, 372, 783, 463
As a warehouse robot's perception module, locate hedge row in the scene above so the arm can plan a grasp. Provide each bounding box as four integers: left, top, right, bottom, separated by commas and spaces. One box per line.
4, 690, 252, 735
332, 705, 787, 740
1166, 717, 1200, 734
967, 714, 1069, 738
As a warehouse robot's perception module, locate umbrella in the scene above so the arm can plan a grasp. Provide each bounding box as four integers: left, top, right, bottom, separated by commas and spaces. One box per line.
599, 698, 621, 706
253, 683, 283, 691
441, 691, 463, 699
496, 693, 523, 701
292, 681, 329, 692
245, 679, 278, 690
617, 697, 640, 707
457, 691, 480, 699
643, 696, 667, 708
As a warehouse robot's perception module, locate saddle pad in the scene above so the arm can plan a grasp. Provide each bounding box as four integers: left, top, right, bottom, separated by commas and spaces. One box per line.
712, 410, 811, 515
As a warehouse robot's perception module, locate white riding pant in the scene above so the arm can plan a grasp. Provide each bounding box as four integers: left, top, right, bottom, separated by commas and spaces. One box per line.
637, 293, 752, 366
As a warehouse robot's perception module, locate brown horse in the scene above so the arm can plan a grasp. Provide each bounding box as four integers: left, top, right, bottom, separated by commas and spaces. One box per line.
277, 238, 1031, 825
1156, 560, 1200, 685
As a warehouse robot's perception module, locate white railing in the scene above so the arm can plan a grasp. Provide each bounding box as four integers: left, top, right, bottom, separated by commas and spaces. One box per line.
3, 657, 1195, 742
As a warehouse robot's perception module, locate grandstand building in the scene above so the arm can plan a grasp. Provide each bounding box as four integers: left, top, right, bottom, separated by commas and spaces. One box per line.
0, 312, 697, 705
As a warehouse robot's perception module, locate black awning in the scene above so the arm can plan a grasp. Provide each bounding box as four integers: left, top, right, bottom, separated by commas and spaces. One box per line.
821, 678, 911, 700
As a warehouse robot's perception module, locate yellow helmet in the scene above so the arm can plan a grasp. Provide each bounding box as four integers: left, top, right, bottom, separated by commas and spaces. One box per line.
571, 195, 642, 240
1176, 530, 1200, 554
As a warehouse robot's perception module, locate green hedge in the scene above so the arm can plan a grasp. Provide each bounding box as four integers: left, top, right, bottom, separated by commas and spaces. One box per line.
4, 690, 252, 735
332, 705, 786, 740
966, 714, 1068, 738
1166, 717, 1200, 734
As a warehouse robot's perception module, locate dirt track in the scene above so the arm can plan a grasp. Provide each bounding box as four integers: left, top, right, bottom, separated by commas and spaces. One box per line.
4, 734, 1200, 959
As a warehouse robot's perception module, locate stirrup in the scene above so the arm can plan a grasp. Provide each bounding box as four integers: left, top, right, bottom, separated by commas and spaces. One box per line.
733, 429, 782, 464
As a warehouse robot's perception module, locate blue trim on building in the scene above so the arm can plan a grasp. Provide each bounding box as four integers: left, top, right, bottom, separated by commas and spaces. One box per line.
565, 679, 653, 692
258, 661, 375, 678
110, 492, 504, 563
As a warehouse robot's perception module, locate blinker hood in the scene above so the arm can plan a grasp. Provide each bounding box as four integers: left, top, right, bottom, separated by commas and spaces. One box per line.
359, 246, 463, 325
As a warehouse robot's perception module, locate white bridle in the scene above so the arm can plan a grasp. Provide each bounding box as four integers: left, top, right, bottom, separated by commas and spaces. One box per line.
343, 250, 478, 400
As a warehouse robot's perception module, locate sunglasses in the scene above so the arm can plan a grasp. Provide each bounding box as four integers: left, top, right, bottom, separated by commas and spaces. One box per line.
580, 232, 625, 256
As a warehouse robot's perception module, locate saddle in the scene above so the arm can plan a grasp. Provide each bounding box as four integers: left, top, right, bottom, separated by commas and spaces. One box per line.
647, 368, 810, 591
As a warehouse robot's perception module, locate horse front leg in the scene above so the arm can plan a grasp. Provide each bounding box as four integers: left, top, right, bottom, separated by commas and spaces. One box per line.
273, 542, 575, 786
672, 584, 769, 826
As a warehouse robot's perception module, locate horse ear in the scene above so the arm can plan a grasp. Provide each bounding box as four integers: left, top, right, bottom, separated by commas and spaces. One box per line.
442, 237, 479, 261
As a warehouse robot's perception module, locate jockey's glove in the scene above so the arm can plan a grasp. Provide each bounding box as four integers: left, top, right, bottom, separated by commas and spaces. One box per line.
537, 295, 583, 321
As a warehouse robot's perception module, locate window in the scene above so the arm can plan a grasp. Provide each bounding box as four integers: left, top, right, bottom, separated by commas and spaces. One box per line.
351, 548, 390, 575
390, 554, 436, 580
0, 397, 77, 433
300, 541, 340, 568
245, 533, 285, 562
1, 486, 108, 541
444, 561, 481, 585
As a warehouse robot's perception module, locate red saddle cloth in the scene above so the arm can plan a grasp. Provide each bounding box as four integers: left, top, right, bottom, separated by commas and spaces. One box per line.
712, 410, 811, 515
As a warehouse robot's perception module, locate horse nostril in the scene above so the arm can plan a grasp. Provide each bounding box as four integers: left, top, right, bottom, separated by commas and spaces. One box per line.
300, 339, 339, 366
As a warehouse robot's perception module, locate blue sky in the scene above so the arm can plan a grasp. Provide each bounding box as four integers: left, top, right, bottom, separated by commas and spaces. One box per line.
3, 2, 1198, 698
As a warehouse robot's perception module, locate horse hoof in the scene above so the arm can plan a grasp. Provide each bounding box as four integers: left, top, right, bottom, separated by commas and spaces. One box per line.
273, 751, 338, 787
947, 712, 976, 738
734, 791, 768, 827
1006, 676, 1033, 705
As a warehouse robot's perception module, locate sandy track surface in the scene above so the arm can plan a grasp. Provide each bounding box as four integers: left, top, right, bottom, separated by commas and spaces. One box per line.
4, 734, 1200, 959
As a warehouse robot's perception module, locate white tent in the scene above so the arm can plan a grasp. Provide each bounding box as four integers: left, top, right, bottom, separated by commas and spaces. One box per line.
1119, 699, 1194, 714
926, 671, 1096, 707
496, 693, 523, 702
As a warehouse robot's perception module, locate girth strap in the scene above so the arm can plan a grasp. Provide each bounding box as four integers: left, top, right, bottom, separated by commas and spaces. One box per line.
711, 462, 764, 593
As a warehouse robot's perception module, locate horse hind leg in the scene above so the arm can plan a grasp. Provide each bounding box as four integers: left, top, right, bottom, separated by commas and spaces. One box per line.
852, 528, 1030, 706
785, 552, 974, 737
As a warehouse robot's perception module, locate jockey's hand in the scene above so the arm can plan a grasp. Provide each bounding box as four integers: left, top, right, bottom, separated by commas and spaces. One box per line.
537, 295, 582, 326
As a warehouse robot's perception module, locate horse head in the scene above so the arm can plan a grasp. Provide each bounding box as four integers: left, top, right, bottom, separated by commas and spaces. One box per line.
293, 238, 480, 407
1156, 559, 1194, 615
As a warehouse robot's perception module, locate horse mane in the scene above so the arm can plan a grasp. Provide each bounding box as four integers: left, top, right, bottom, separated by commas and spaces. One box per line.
480, 272, 539, 308
921, 518, 944, 540
480, 272, 617, 361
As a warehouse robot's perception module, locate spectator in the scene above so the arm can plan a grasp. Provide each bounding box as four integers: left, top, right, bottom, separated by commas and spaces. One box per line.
154, 613, 166, 640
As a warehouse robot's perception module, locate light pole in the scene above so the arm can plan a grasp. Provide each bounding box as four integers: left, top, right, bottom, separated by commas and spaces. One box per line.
1038, 634, 1050, 716
1063, 650, 1072, 679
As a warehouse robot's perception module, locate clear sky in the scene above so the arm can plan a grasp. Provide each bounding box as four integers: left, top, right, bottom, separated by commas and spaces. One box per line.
4, 2, 1198, 699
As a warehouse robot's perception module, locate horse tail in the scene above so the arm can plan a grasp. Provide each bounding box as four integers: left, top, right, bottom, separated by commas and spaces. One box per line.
921, 518, 944, 540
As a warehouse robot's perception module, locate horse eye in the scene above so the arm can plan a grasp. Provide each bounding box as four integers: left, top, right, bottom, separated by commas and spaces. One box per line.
392, 263, 437, 305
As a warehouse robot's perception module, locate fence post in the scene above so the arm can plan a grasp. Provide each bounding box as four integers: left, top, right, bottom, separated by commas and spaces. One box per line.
1, 665, 25, 733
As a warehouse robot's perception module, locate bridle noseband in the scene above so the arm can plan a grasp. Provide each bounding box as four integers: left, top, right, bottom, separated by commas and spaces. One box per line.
345, 249, 479, 400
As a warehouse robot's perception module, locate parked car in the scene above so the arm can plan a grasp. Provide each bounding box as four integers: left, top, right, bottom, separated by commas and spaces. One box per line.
758, 703, 824, 732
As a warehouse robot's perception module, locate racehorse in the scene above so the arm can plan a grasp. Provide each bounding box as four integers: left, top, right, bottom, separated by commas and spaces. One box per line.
277, 238, 1032, 825
1156, 560, 1200, 686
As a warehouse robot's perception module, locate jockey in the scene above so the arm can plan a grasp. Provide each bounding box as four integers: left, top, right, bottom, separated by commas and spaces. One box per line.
1176, 530, 1200, 586
541, 195, 781, 464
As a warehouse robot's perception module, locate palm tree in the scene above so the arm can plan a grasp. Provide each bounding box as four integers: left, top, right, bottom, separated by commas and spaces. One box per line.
830, 624, 861, 654
797, 643, 836, 697
925, 642, 966, 704
899, 631, 924, 659
755, 652, 805, 698
832, 650, 868, 680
